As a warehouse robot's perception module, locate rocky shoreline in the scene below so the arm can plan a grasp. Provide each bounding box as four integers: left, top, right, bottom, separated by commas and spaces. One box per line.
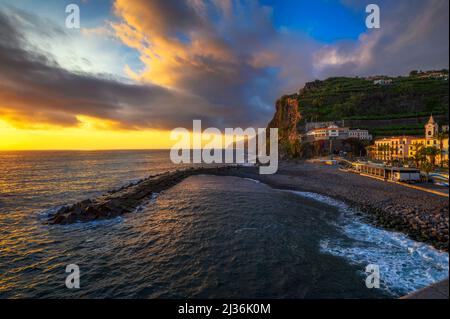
245, 162, 449, 252
47, 162, 449, 252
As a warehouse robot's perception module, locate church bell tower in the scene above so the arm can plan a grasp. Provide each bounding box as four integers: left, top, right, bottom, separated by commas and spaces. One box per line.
425, 115, 439, 140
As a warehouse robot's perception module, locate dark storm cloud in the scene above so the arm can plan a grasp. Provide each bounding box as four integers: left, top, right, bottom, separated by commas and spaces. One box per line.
0, 0, 448, 131
112, 0, 281, 128
316, 0, 449, 77
0, 6, 233, 129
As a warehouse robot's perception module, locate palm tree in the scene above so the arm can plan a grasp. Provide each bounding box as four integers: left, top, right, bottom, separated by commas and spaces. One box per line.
420, 161, 435, 183
411, 142, 424, 168
423, 146, 440, 166
411, 153, 424, 168
392, 159, 400, 167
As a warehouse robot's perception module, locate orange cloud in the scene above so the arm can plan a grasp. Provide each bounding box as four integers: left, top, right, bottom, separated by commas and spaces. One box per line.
112, 0, 239, 87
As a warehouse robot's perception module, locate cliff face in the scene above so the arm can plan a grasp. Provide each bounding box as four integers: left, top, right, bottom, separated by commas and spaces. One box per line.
267, 96, 302, 158
267, 73, 449, 159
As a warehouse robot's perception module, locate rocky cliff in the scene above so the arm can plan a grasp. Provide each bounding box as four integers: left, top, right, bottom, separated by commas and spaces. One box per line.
267, 72, 449, 158
267, 96, 302, 158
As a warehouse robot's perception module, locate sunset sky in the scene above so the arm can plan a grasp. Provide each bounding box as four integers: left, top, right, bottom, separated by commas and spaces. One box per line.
0, 0, 448, 150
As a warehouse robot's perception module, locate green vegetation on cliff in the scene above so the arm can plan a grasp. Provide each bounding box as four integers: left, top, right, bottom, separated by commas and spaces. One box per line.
295, 74, 449, 125
268, 72, 449, 158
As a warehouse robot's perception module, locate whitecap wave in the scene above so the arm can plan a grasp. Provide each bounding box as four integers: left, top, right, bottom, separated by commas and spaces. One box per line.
288, 190, 449, 296
133, 193, 159, 213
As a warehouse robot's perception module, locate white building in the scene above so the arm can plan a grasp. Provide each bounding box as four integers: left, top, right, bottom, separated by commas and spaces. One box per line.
306, 125, 348, 141
306, 125, 372, 141
374, 79, 393, 85
352, 163, 421, 182
348, 129, 372, 140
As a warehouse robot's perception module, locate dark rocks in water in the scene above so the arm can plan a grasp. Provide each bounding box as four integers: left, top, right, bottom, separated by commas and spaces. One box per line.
363, 203, 449, 251
47, 166, 250, 225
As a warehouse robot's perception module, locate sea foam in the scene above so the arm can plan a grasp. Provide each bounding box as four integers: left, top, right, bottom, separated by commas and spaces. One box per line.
288, 190, 449, 296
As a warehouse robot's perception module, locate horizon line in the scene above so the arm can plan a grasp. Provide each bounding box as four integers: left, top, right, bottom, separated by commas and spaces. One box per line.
0, 148, 250, 152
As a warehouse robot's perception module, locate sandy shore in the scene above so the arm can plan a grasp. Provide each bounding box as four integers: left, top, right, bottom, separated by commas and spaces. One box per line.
48, 161, 449, 251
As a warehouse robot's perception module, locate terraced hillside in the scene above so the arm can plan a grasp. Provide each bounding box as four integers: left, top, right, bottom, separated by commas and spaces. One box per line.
292, 74, 449, 136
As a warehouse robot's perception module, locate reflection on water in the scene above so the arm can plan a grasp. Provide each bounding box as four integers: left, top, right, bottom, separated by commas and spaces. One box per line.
0, 150, 186, 298
0, 151, 447, 298
0, 150, 187, 217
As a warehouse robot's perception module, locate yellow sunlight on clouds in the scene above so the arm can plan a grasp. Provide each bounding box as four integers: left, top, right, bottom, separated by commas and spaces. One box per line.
112, 0, 238, 88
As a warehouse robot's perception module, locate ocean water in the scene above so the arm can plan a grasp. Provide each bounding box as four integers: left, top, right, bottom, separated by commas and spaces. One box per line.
0, 150, 448, 298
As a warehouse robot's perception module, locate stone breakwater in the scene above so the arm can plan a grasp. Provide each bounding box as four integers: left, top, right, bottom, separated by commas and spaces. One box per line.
47, 162, 449, 252
47, 166, 246, 225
